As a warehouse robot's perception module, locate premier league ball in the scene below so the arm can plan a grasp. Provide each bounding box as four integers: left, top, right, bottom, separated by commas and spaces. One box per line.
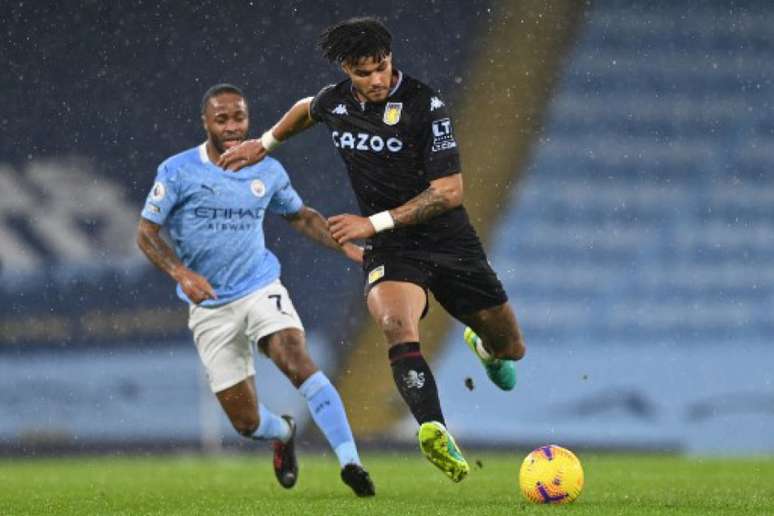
519, 445, 584, 504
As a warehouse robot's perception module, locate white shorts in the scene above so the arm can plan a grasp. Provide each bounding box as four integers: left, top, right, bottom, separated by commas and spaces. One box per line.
188, 279, 304, 393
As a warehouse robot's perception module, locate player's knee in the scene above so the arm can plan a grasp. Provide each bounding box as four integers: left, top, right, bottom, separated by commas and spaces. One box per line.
377, 314, 416, 343
232, 413, 259, 437
272, 331, 317, 387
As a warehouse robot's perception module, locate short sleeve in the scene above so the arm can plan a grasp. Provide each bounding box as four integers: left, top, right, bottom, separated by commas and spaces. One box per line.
267, 161, 304, 216
140, 164, 180, 225
418, 92, 462, 180
309, 84, 336, 122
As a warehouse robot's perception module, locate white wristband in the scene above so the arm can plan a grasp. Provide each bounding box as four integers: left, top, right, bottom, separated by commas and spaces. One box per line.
369, 210, 395, 233
260, 129, 282, 152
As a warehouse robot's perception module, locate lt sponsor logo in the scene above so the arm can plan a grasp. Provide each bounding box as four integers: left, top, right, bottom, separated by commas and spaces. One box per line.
431, 118, 457, 152
332, 131, 403, 153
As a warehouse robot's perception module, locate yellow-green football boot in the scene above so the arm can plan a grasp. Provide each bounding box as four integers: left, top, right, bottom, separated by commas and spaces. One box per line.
464, 327, 517, 391
418, 421, 469, 482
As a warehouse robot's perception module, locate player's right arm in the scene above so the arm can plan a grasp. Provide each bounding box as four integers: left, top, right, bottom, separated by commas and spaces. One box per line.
137, 165, 216, 304
218, 97, 316, 171
136, 219, 217, 304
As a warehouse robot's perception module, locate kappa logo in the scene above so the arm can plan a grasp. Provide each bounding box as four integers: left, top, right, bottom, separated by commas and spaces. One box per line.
332, 104, 348, 115
383, 102, 403, 125
430, 96, 445, 111
403, 370, 426, 389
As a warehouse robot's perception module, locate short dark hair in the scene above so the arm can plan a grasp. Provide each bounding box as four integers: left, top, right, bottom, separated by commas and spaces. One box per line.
319, 17, 392, 66
201, 83, 245, 114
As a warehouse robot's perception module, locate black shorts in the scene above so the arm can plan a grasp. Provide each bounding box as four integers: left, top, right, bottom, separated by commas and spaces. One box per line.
363, 246, 508, 321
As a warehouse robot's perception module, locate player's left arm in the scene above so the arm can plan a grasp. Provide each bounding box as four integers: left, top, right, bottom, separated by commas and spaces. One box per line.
389, 173, 463, 226
328, 175, 462, 244
284, 206, 363, 264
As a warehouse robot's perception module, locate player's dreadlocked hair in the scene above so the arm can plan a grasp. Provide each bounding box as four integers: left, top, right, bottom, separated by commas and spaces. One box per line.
201, 83, 246, 114
319, 17, 392, 66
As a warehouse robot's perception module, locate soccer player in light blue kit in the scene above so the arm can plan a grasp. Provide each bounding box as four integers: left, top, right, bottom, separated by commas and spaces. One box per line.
136, 84, 375, 496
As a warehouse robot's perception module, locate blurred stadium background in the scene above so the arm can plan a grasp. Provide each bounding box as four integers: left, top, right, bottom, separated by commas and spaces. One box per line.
1, 0, 772, 459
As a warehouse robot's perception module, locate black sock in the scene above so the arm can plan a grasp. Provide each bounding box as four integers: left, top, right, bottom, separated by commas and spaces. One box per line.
388, 342, 445, 426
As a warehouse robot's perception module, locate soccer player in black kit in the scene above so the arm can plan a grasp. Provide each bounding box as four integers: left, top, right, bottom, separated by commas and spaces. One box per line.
220, 17, 526, 482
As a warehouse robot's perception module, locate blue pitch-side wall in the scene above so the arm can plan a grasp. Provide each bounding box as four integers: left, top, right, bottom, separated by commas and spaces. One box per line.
0, 333, 335, 446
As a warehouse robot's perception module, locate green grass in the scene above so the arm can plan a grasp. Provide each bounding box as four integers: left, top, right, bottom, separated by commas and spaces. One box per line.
0, 452, 773, 515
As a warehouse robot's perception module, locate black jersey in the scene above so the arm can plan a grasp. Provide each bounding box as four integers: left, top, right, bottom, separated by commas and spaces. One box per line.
310, 71, 481, 252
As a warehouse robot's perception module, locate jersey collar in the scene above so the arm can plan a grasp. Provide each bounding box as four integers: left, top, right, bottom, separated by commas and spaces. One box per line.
349, 69, 404, 104
388, 69, 403, 97
198, 142, 210, 164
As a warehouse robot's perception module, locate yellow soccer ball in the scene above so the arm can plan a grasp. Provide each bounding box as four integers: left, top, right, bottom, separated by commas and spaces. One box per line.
519, 445, 584, 504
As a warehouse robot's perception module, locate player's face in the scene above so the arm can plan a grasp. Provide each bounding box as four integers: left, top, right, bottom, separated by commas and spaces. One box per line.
202, 93, 249, 155
343, 54, 393, 103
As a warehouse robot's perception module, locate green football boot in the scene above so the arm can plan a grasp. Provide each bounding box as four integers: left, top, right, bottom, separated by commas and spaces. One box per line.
418, 421, 470, 483
464, 327, 517, 391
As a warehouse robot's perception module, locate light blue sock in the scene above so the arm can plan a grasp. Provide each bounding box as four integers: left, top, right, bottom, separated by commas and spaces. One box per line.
253, 403, 291, 442
299, 371, 361, 467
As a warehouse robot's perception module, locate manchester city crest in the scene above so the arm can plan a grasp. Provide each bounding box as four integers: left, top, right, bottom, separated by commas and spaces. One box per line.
250, 179, 266, 198
383, 102, 403, 126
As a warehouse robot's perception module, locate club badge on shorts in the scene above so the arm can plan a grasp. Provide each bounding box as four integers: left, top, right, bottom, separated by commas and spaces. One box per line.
383, 102, 403, 126
368, 265, 385, 285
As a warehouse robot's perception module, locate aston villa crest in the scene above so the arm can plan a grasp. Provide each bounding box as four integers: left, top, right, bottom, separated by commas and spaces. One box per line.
383, 102, 403, 126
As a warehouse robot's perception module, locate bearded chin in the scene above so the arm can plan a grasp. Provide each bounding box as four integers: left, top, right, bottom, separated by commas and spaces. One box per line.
212, 139, 227, 154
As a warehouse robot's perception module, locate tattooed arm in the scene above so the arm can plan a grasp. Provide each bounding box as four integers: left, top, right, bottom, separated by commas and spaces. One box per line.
389, 173, 463, 227
136, 218, 217, 303
328, 173, 463, 245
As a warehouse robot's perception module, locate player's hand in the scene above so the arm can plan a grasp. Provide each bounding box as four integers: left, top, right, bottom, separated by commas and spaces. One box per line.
217, 139, 267, 171
341, 242, 364, 264
328, 214, 375, 245
174, 268, 218, 304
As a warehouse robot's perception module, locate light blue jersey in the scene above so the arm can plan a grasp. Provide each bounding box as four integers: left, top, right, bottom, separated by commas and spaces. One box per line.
141, 143, 303, 306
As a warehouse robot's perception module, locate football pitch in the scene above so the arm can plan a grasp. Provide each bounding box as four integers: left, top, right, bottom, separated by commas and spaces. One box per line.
1, 452, 772, 515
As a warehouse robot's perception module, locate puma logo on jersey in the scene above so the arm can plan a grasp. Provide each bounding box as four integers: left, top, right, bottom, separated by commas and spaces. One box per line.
332, 104, 348, 115
332, 131, 404, 153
